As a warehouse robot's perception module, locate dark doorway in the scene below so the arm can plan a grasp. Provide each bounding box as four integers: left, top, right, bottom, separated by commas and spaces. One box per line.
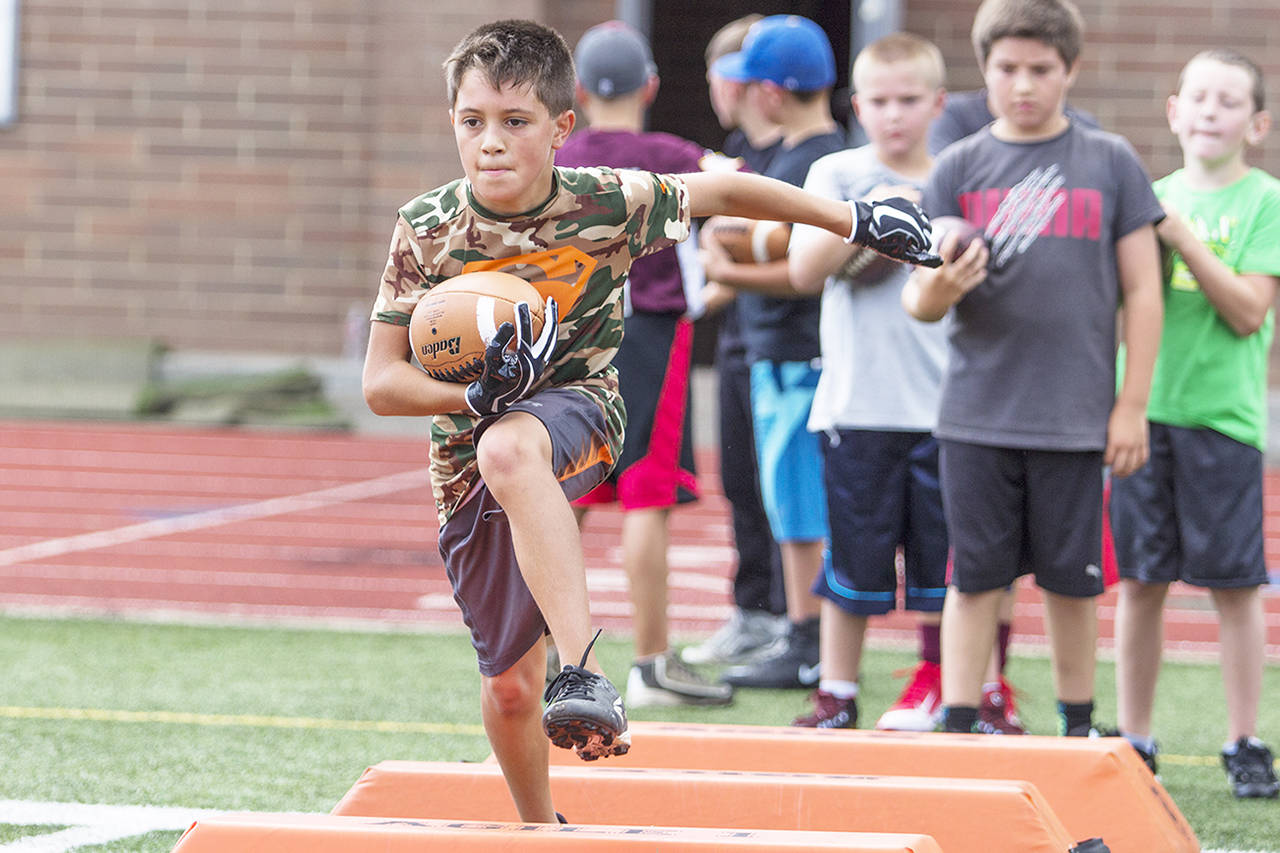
643, 3, 852, 366
645, 2, 852, 150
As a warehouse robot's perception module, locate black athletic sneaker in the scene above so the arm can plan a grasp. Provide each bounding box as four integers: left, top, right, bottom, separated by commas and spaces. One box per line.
720, 620, 820, 689
542, 629, 630, 761
1222, 736, 1280, 799
1096, 727, 1159, 775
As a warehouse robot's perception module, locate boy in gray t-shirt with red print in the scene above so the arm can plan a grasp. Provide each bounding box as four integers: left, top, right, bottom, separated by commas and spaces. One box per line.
902, 0, 1164, 738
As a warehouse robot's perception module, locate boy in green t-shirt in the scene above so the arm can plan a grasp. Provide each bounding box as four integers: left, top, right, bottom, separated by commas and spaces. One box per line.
1110, 48, 1280, 799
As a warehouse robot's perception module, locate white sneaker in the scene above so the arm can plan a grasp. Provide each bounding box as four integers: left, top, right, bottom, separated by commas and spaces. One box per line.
626, 651, 734, 707
679, 609, 786, 666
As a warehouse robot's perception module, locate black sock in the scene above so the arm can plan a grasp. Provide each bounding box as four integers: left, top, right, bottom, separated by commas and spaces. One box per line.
1058, 700, 1094, 736
942, 705, 978, 733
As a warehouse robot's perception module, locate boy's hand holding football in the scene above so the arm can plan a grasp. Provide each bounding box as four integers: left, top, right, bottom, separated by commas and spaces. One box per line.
465, 298, 560, 417
848, 196, 944, 267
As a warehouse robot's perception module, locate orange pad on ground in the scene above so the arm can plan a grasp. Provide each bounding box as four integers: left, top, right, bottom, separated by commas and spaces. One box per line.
169, 812, 940, 852
332, 760, 1076, 853
536, 722, 1197, 853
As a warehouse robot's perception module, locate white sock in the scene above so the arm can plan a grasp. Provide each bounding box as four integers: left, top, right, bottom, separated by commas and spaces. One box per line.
819, 679, 859, 699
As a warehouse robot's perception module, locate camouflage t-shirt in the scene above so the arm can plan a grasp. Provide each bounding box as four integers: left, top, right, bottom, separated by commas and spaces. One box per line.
372, 166, 691, 525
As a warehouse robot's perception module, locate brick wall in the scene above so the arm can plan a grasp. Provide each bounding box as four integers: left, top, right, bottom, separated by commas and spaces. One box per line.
1, 0, 609, 357
908, 0, 1280, 183
2, 1, 1278, 358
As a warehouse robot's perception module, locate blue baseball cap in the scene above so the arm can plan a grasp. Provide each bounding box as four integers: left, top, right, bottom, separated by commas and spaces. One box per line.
711, 15, 836, 92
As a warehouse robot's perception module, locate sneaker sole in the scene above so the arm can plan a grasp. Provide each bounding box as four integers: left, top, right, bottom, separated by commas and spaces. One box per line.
545, 719, 631, 761
1232, 782, 1280, 799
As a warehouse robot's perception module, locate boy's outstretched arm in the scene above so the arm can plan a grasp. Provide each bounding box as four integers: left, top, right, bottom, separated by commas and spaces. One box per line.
1109, 224, 1163, 479
682, 171, 939, 265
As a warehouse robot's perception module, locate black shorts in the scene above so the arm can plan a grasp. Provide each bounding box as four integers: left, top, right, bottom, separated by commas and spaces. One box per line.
1109, 422, 1267, 588
438, 389, 614, 677
815, 429, 948, 616
939, 440, 1105, 597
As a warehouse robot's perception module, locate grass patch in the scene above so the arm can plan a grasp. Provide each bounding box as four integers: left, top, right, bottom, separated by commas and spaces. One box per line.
0, 615, 1275, 851
0, 824, 66, 842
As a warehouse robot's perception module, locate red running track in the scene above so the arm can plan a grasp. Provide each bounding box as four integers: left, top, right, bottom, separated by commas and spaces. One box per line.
1, 420, 1277, 660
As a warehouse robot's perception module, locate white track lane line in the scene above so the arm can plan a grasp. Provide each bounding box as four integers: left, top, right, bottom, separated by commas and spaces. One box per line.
0, 469, 431, 568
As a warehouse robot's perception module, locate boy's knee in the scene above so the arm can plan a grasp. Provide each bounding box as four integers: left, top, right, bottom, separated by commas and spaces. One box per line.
483, 667, 543, 716
476, 417, 549, 487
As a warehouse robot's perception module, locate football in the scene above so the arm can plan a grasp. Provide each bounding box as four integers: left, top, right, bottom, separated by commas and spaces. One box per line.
409, 271, 545, 383
839, 246, 902, 285
930, 215, 985, 262
703, 216, 792, 263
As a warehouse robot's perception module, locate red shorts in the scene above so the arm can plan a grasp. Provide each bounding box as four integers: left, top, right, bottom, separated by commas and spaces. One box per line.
575, 313, 698, 510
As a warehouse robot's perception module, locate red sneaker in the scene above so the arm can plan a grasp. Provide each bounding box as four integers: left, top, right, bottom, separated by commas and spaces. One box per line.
875, 660, 942, 732
792, 690, 858, 729
977, 676, 1026, 735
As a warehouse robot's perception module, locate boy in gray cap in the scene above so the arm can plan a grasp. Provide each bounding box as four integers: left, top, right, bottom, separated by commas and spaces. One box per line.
560, 21, 734, 708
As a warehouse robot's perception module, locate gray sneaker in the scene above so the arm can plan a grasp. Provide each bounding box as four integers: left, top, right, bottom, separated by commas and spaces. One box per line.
626, 651, 734, 707
679, 608, 785, 666
1222, 736, 1280, 799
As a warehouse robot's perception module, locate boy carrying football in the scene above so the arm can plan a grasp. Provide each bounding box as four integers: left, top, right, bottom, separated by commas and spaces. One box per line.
361, 18, 937, 824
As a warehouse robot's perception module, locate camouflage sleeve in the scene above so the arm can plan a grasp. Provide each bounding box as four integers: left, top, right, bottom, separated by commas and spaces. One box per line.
371, 215, 428, 326
617, 169, 691, 261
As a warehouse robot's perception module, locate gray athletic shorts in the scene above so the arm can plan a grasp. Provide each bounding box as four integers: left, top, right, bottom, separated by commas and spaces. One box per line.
437, 389, 616, 676
940, 439, 1105, 597
1110, 422, 1267, 588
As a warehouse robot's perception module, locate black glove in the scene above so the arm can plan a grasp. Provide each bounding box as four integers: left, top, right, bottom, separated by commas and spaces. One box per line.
465, 298, 559, 417
848, 197, 943, 268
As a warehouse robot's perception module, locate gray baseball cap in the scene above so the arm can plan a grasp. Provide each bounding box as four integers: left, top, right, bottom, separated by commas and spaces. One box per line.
574, 21, 656, 99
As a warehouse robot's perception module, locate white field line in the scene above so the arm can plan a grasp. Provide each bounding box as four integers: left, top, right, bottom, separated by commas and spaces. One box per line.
0, 468, 432, 568
0, 801, 1270, 853
0, 800, 222, 851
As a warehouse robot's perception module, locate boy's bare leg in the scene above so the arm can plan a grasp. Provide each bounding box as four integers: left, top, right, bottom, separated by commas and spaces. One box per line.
820, 599, 867, 682
481, 639, 556, 823
1211, 585, 1265, 741
1041, 590, 1098, 704
781, 540, 824, 622
1115, 578, 1168, 737
988, 586, 1018, 681
941, 586, 1002, 707
621, 507, 671, 658
477, 413, 600, 672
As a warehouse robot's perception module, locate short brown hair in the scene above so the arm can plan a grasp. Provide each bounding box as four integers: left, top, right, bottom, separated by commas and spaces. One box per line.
971, 0, 1085, 70
1180, 48, 1266, 113
705, 14, 763, 69
852, 32, 946, 92
444, 20, 576, 116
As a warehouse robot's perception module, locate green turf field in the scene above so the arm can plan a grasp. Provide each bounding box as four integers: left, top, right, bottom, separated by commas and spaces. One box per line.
0, 615, 1275, 851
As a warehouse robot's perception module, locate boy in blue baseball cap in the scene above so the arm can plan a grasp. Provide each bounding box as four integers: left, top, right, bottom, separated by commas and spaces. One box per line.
702, 15, 846, 689
712, 13, 836, 93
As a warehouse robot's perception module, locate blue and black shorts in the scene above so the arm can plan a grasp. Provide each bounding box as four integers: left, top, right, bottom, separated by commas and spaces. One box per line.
815, 428, 948, 616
